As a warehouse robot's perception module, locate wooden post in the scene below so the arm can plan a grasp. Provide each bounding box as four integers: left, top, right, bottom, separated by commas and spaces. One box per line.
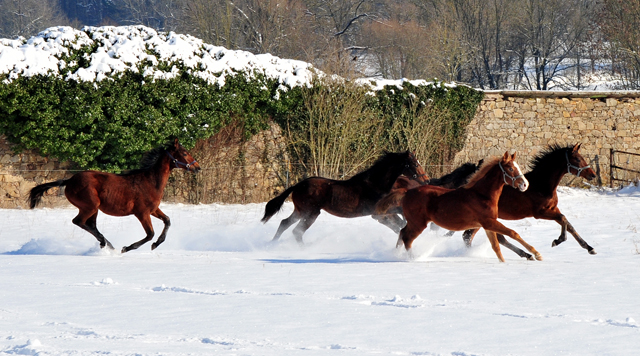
610, 149, 615, 189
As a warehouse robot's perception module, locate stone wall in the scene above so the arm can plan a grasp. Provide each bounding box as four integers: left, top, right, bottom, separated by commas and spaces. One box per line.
0, 136, 74, 208
453, 91, 640, 187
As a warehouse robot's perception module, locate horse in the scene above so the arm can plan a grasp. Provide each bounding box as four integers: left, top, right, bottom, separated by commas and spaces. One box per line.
377, 151, 540, 262
28, 138, 201, 253
261, 151, 429, 243
373, 159, 483, 235
462, 144, 597, 259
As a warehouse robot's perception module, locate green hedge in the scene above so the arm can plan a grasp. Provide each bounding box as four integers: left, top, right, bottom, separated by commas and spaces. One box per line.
0, 71, 482, 172
0, 71, 299, 170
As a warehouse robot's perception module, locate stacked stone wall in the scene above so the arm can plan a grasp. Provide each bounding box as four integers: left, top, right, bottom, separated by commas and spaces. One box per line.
454, 91, 640, 187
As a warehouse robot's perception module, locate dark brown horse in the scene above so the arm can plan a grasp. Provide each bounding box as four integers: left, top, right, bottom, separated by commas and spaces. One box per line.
28, 139, 200, 253
261, 151, 429, 243
462, 144, 597, 259
377, 152, 540, 262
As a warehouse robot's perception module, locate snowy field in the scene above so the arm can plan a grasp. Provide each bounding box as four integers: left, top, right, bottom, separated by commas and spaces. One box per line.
1, 186, 639, 355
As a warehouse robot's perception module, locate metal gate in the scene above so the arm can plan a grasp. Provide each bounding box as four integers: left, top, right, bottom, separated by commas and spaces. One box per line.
610, 149, 640, 188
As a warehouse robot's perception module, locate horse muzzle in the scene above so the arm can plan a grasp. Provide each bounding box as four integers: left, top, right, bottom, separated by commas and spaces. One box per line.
516, 178, 529, 192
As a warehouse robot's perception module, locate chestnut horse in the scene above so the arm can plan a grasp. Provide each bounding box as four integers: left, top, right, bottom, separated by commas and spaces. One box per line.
378, 152, 540, 262
28, 139, 200, 253
261, 151, 429, 243
462, 144, 597, 259
376, 159, 484, 235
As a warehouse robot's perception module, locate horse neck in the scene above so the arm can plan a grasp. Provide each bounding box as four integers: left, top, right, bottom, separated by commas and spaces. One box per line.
358, 161, 404, 193
527, 155, 567, 193
146, 153, 173, 191
468, 164, 506, 201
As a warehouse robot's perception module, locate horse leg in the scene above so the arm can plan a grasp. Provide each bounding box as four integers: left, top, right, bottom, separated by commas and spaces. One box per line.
151, 209, 171, 250
72, 210, 114, 250
398, 220, 428, 250
483, 220, 542, 261
484, 231, 505, 262
462, 228, 479, 247
496, 233, 534, 260
551, 215, 569, 247
566, 221, 596, 255
371, 213, 405, 233
271, 210, 301, 241
292, 211, 320, 244
122, 214, 154, 253
552, 215, 596, 255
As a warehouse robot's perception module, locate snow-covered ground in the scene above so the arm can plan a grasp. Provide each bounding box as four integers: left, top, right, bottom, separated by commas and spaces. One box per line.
1, 186, 639, 355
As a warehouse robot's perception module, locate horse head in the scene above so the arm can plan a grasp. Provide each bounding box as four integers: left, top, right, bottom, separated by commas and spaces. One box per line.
567, 143, 596, 180
167, 138, 201, 173
403, 151, 429, 185
499, 151, 529, 192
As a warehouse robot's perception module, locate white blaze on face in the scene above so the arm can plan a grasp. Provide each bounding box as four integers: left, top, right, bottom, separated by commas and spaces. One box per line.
513, 161, 529, 191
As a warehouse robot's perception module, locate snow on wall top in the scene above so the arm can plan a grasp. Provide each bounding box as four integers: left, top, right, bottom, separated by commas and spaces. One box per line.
0, 25, 315, 89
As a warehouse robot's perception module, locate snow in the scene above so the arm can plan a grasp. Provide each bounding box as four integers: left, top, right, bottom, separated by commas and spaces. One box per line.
1, 186, 639, 355
0, 26, 315, 89
0, 25, 448, 93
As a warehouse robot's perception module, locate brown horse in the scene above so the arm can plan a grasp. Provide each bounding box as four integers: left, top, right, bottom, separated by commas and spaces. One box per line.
374, 159, 484, 235
261, 151, 429, 243
462, 144, 597, 259
378, 151, 541, 262
28, 139, 200, 253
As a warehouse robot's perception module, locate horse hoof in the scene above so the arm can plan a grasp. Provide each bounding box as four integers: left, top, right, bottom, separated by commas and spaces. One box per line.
151, 243, 158, 250
535, 253, 543, 261
588, 249, 597, 255
551, 240, 559, 247
121, 247, 128, 254
525, 254, 534, 261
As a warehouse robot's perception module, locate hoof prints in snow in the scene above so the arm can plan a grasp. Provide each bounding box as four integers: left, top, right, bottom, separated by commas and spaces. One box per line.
342, 294, 426, 308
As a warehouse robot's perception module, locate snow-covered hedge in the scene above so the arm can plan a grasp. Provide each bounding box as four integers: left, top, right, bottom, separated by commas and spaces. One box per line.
0, 25, 482, 171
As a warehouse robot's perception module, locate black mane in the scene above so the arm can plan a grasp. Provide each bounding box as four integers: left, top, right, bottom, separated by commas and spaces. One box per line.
118, 143, 172, 176
430, 160, 482, 189
528, 144, 572, 175
349, 151, 409, 182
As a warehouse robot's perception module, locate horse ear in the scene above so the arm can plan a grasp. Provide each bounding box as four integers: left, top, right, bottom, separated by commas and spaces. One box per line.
502, 151, 510, 162
511, 151, 517, 161
573, 143, 581, 153
174, 138, 180, 148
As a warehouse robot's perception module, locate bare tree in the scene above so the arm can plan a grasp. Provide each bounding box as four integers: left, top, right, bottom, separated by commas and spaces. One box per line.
516, 0, 593, 90
599, 0, 640, 89
0, 0, 68, 38
447, 0, 520, 89
114, 0, 180, 31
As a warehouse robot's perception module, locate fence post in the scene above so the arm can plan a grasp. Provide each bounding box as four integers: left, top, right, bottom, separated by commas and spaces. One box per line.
610, 148, 614, 189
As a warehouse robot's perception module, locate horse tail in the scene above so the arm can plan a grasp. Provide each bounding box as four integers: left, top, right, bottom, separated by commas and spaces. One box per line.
28, 179, 69, 209
261, 185, 297, 223
375, 189, 407, 216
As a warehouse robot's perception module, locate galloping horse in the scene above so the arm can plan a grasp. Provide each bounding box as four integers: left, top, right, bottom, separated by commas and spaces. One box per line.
377, 152, 540, 262
261, 151, 429, 243
375, 159, 483, 235
462, 144, 597, 259
29, 139, 200, 253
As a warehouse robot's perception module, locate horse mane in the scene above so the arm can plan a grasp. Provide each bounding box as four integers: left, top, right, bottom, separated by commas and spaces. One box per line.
462, 156, 501, 188
349, 151, 409, 182
429, 160, 481, 188
119, 142, 172, 176
528, 144, 571, 173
